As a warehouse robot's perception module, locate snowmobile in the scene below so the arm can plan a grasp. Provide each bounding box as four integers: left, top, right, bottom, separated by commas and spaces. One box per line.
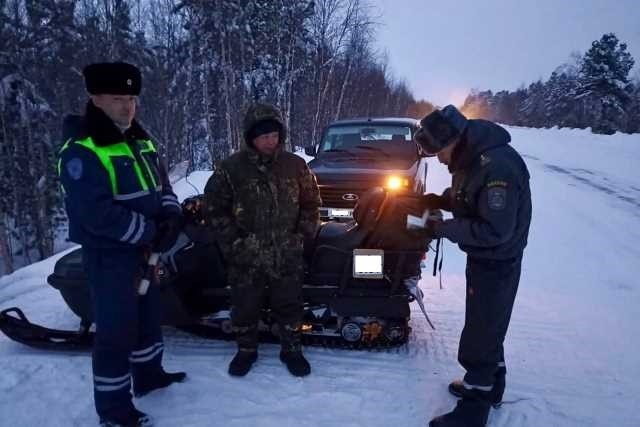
0, 186, 439, 351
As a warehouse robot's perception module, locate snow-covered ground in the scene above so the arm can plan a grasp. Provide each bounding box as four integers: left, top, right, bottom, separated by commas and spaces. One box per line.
1, 126, 639, 427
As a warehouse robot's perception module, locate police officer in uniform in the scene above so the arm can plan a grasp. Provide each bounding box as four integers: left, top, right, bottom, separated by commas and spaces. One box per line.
204, 102, 321, 377
414, 105, 532, 427
58, 62, 186, 426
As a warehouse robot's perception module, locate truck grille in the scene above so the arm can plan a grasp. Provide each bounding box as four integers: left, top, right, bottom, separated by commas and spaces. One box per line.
319, 186, 364, 208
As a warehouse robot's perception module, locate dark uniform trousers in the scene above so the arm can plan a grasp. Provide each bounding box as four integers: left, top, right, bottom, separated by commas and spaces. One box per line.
459, 255, 522, 389
227, 250, 304, 352
83, 247, 164, 418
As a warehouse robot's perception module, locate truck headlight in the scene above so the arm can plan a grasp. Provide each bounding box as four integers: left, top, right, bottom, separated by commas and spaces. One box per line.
385, 175, 409, 191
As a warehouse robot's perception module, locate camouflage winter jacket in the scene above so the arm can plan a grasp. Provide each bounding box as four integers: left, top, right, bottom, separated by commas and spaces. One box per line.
203, 103, 321, 274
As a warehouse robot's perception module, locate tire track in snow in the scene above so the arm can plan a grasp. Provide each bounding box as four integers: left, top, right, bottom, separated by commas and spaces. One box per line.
522, 153, 640, 210
494, 308, 630, 427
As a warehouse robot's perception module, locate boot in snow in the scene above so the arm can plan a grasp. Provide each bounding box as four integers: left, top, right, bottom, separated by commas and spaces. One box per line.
228, 349, 258, 377
429, 397, 490, 427
134, 370, 186, 397
99, 408, 153, 427
448, 367, 506, 407
280, 350, 311, 377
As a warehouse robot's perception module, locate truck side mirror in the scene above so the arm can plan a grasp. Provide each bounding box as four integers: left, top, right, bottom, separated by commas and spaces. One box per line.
304, 145, 317, 157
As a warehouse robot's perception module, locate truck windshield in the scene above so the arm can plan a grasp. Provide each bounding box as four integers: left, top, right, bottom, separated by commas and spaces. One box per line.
319, 125, 413, 154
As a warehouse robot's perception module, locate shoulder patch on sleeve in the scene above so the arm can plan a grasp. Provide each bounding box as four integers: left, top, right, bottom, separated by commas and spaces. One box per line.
487, 186, 507, 210
66, 158, 83, 180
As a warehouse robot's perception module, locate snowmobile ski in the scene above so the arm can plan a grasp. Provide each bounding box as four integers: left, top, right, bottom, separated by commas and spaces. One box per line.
0, 307, 93, 351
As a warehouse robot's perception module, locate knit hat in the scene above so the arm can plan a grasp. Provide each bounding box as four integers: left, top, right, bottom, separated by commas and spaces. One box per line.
247, 119, 282, 143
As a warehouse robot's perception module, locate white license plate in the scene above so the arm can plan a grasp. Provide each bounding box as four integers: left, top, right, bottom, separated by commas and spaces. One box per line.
329, 208, 353, 218
353, 249, 384, 278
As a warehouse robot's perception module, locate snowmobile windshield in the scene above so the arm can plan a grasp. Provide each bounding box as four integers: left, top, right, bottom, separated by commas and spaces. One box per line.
317, 124, 418, 169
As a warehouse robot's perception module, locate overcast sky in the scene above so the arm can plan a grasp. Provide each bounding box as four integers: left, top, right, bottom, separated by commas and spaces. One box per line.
375, 0, 640, 106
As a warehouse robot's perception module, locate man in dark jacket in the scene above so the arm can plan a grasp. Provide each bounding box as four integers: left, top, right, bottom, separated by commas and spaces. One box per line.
58, 62, 186, 427
414, 105, 532, 427
204, 102, 321, 377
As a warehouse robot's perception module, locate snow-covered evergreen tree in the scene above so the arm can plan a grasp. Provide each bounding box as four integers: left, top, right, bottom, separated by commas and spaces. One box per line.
627, 81, 640, 133
519, 81, 547, 127
544, 69, 580, 128
0, 74, 61, 270
575, 33, 634, 134
579, 33, 634, 94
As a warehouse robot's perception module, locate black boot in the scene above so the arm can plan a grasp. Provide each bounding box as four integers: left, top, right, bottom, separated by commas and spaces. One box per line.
228, 349, 258, 377
134, 370, 187, 397
448, 368, 506, 408
280, 350, 311, 377
428, 397, 491, 427
492, 367, 506, 405
99, 408, 153, 427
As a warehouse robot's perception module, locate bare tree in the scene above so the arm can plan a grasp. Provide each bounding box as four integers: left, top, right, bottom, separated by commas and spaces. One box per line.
309, 0, 358, 144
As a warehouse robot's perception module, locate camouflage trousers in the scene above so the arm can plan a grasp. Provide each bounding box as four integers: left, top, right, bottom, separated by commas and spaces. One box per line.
227, 256, 304, 352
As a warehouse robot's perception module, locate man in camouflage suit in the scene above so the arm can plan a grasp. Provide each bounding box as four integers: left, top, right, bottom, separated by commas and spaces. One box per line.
204, 103, 321, 377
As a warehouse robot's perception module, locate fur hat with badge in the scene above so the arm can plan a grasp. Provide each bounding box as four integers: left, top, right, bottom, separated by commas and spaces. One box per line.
414, 105, 468, 156
82, 62, 141, 95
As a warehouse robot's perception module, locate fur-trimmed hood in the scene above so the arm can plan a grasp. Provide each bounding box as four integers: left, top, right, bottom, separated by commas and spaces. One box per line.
242, 102, 286, 148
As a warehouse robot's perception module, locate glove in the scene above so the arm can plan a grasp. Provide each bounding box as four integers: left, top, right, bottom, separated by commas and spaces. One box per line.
409, 218, 441, 240
424, 219, 441, 239
153, 213, 183, 252
421, 193, 445, 210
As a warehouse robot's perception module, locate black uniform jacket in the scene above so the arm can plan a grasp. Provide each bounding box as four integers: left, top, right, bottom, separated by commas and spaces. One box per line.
432, 120, 532, 260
